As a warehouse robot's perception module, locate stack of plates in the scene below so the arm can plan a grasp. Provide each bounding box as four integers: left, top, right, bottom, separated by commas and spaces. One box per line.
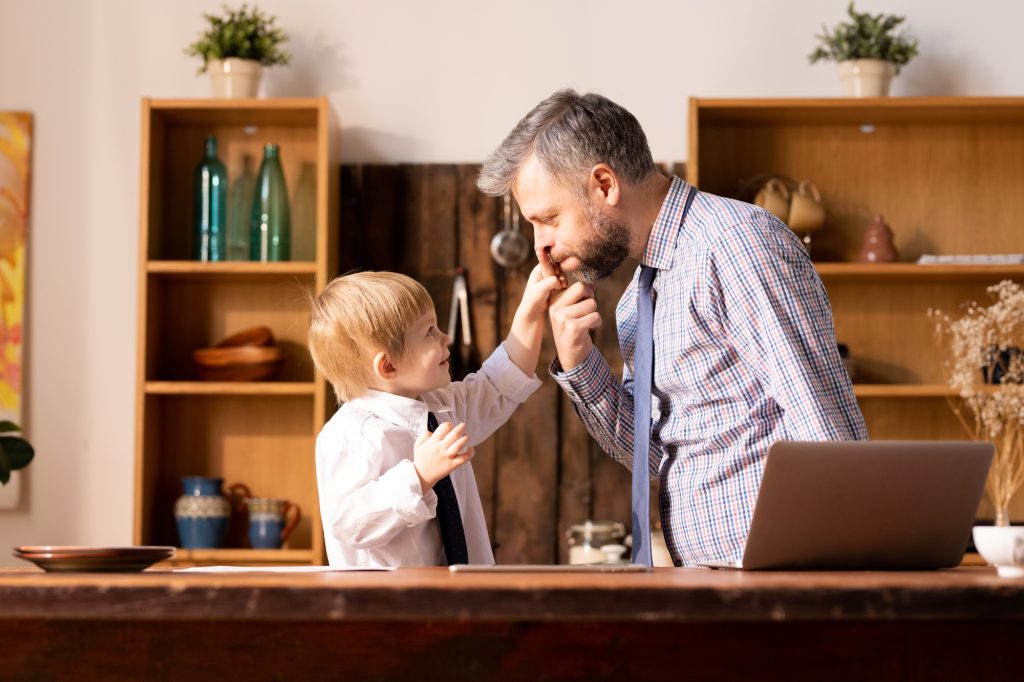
13, 546, 175, 573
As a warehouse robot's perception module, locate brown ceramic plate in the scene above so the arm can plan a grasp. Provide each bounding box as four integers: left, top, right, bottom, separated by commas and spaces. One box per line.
13, 546, 175, 572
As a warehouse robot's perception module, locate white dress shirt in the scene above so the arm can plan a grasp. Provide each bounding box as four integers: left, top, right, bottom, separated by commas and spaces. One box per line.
316, 342, 542, 567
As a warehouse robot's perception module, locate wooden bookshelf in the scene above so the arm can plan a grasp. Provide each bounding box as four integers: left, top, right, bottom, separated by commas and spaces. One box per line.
689, 96, 1024, 520
133, 98, 337, 565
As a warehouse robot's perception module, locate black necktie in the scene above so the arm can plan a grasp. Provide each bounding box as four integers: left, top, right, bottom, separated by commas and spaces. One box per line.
427, 412, 469, 565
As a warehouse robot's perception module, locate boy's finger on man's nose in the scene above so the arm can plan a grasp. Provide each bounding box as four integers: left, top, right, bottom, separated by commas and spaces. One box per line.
536, 248, 558, 278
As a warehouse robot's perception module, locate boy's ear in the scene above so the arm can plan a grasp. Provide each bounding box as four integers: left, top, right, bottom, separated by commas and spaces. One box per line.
371, 351, 399, 382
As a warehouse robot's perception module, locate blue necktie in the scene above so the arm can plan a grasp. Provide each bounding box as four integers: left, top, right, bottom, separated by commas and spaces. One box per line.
427, 412, 469, 565
631, 265, 657, 566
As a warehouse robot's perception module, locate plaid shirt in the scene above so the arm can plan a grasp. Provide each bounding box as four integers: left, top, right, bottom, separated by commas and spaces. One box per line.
552, 176, 867, 566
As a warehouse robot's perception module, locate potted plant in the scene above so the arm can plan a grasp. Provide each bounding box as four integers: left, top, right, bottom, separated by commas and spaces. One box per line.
808, 2, 919, 97
0, 421, 34, 486
185, 4, 291, 99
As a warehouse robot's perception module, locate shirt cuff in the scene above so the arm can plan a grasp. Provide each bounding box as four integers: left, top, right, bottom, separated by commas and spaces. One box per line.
388, 459, 438, 518
479, 342, 544, 403
549, 346, 615, 403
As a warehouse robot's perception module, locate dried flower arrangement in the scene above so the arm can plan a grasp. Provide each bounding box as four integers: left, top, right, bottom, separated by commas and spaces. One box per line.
930, 280, 1024, 525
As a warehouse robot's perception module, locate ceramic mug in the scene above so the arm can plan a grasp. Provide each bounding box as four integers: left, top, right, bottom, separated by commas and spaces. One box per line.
788, 181, 825, 234
246, 497, 302, 549
753, 178, 790, 222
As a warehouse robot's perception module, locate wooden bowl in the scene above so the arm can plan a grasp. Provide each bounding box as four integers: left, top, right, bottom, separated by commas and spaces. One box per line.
216, 326, 275, 348
192, 345, 285, 382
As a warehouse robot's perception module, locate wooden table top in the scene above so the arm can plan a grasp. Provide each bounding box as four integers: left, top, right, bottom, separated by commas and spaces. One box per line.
2, 566, 1022, 622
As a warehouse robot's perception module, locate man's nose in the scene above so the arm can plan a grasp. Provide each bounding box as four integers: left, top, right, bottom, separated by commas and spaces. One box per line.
533, 225, 555, 252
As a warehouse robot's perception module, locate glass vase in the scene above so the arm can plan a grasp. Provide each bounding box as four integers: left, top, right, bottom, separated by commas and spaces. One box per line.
250, 143, 291, 262
192, 135, 228, 261
227, 153, 256, 260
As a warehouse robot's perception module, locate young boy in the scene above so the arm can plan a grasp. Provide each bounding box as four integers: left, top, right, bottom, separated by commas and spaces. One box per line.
308, 267, 564, 567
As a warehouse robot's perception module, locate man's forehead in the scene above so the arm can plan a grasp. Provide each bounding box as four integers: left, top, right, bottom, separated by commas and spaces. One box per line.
513, 154, 568, 212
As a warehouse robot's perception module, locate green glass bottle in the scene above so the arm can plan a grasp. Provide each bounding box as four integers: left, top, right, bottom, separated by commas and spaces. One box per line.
193, 135, 227, 261
250, 144, 291, 262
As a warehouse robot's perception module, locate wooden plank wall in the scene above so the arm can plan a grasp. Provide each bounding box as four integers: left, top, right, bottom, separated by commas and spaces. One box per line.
337, 163, 684, 564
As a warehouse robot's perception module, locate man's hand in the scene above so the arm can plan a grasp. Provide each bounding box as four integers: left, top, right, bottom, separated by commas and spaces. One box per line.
536, 247, 601, 370
548, 280, 601, 371
413, 421, 474, 493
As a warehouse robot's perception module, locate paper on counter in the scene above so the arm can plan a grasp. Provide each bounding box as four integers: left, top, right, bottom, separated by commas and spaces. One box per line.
175, 565, 395, 573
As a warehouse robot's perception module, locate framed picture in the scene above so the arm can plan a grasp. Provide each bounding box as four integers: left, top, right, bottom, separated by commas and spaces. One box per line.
0, 112, 32, 507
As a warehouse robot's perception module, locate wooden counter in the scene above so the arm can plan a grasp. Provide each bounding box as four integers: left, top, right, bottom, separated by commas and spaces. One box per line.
2, 567, 1022, 680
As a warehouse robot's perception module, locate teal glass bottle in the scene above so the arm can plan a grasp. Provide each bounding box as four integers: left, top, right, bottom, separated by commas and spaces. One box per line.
250, 144, 291, 262
192, 135, 227, 261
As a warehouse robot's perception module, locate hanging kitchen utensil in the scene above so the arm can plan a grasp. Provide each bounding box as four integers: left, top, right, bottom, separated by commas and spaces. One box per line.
448, 268, 471, 347
490, 193, 531, 268
446, 268, 480, 379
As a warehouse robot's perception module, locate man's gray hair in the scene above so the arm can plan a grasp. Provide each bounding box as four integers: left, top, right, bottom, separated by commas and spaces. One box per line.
477, 89, 656, 198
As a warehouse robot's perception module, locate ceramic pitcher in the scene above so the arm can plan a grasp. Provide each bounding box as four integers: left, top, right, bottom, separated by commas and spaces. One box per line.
174, 477, 251, 549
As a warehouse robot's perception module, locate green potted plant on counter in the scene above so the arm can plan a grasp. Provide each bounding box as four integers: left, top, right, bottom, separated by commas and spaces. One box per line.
0, 421, 34, 485
185, 3, 291, 99
808, 2, 919, 97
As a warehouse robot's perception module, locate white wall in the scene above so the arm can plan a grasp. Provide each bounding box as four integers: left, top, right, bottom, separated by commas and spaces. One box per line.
0, 0, 1021, 561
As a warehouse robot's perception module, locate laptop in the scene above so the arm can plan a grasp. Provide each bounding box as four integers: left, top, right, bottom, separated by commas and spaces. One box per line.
703, 440, 993, 570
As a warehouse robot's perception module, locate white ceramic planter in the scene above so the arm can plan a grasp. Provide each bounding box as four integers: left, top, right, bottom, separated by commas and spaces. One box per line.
208, 58, 263, 99
837, 59, 895, 98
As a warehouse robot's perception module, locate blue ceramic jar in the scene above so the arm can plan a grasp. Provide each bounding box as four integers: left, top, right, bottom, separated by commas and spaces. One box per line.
174, 476, 232, 549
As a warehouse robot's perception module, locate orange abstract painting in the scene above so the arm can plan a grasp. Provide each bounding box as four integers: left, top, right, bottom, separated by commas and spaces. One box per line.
0, 113, 31, 417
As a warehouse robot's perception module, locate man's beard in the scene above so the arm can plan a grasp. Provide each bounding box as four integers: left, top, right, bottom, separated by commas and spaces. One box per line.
564, 201, 631, 285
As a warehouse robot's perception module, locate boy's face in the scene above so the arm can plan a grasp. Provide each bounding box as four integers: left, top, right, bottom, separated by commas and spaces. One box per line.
391, 309, 452, 398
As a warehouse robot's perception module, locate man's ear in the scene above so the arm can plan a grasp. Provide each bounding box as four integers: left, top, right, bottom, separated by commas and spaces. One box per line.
588, 163, 621, 208
371, 351, 399, 383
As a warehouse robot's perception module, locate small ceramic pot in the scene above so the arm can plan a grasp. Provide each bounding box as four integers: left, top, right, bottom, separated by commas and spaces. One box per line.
837, 59, 894, 98
208, 58, 262, 99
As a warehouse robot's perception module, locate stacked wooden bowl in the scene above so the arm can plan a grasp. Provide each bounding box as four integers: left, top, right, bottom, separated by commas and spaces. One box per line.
193, 326, 284, 381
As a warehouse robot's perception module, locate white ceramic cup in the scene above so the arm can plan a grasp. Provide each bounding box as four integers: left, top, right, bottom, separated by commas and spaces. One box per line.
972, 526, 1024, 577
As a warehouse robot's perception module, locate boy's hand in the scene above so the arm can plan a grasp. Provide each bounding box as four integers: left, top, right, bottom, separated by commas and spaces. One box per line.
519, 261, 566, 318
413, 421, 475, 492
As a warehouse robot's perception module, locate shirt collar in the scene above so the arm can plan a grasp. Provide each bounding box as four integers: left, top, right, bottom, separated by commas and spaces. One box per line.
641, 175, 694, 270
348, 389, 454, 434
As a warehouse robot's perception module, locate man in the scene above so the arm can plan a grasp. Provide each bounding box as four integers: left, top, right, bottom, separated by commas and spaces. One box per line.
477, 90, 867, 567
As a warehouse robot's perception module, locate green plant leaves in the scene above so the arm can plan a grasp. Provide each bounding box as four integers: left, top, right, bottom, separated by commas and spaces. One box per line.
0, 436, 34, 485
808, 1, 919, 73
184, 4, 291, 74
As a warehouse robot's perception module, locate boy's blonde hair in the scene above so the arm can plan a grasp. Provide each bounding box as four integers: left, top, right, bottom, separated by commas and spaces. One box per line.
308, 271, 434, 403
